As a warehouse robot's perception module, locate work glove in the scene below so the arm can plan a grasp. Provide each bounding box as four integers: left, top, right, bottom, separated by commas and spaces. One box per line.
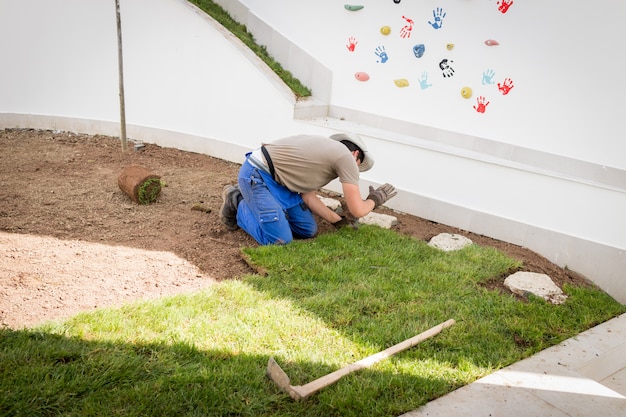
332, 216, 359, 230
367, 183, 397, 209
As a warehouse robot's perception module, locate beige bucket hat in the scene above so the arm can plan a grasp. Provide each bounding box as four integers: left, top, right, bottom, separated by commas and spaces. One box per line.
329, 132, 375, 172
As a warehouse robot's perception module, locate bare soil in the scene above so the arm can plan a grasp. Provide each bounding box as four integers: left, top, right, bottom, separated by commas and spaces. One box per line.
0, 129, 589, 329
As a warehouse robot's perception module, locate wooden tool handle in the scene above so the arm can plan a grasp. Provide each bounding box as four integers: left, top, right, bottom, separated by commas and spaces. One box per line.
297, 319, 456, 398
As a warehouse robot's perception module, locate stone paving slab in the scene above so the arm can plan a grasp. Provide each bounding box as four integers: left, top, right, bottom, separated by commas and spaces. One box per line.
428, 233, 473, 251
505, 271, 568, 304
319, 195, 398, 229
401, 313, 626, 417
317, 195, 342, 213
358, 211, 398, 229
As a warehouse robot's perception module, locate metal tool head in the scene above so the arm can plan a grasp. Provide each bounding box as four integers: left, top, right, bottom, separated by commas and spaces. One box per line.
266, 357, 305, 400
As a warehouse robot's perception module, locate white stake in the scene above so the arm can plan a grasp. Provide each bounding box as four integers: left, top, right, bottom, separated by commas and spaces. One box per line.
115, 0, 128, 152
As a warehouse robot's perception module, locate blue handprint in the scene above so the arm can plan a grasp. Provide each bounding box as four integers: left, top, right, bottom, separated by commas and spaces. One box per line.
428, 7, 446, 29
418, 71, 432, 90
375, 46, 389, 63
482, 69, 496, 85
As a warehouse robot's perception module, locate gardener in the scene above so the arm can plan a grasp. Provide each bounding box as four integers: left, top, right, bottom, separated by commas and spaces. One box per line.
220, 132, 397, 245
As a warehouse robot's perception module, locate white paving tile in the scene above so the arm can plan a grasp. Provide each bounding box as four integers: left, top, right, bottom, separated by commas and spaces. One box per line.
570, 315, 626, 352
602, 367, 626, 397
577, 343, 626, 382
402, 376, 571, 417
401, 314, 626, 417
520, 381, 625, 417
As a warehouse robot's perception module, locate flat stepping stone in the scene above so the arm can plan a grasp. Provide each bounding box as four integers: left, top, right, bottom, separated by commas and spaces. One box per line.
428, 233, 473, 251
318, 195, 398, 229
504, 271, 568, 304
358, 212, 398, 229
317, 195, 343, 212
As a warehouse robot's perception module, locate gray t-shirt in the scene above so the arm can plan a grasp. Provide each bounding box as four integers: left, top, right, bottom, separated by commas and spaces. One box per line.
262, 134, 360, 193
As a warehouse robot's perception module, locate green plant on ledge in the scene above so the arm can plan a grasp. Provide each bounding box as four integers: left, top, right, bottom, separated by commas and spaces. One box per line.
189, 0, 312, 98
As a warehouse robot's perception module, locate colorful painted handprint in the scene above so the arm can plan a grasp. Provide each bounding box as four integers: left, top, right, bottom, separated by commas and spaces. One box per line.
428, 7, 446, 29
473, 96, 490, 113
346, 37, 358, 52
439, 59, 455, 77
419, 71, 432, 90
400, 15, 414, 38
482, 69, 496, 85
498, 78, 514, 95
497, 0, 514, 14
375, 46, 389, 63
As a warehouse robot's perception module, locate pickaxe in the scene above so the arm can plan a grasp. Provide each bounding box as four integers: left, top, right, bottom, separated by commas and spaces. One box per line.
267, 318, 456, 400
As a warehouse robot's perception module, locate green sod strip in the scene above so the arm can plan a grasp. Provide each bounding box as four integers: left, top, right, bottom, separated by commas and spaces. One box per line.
1, 225, 623, 416
137, 178, 161, 204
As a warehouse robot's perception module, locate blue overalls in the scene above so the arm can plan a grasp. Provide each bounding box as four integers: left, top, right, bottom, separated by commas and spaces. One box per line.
236, 151, 317, 245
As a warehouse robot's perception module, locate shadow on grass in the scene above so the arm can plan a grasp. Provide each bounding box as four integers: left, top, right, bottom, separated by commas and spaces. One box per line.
0, 327, 447, 417
2, 227, 623, 417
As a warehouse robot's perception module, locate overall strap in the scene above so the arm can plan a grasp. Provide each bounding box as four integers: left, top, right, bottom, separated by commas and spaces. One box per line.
260, 146, 276, 180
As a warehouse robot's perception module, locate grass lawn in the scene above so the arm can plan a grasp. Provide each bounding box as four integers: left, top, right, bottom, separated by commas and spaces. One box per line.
1, 226, 624, 416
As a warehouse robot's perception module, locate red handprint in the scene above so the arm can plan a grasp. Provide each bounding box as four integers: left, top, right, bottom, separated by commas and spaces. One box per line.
497, 0, 514, 14
346, 36, 358, 52
473, 96, 490, 113
400, 15, 414, 38
497, 78, 514, 95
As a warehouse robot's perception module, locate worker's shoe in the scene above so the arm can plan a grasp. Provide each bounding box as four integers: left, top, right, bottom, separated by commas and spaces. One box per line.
220, 185, 242, 231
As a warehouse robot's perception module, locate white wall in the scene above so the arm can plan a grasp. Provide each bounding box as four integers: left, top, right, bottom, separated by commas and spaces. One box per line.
0, 0, 119, 120
233, 0, 626, 170
0, 0, 316, 161
0, 0, 624, 303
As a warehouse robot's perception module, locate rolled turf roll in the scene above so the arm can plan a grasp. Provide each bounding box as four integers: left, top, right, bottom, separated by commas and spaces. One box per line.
118, 164, 162, 204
